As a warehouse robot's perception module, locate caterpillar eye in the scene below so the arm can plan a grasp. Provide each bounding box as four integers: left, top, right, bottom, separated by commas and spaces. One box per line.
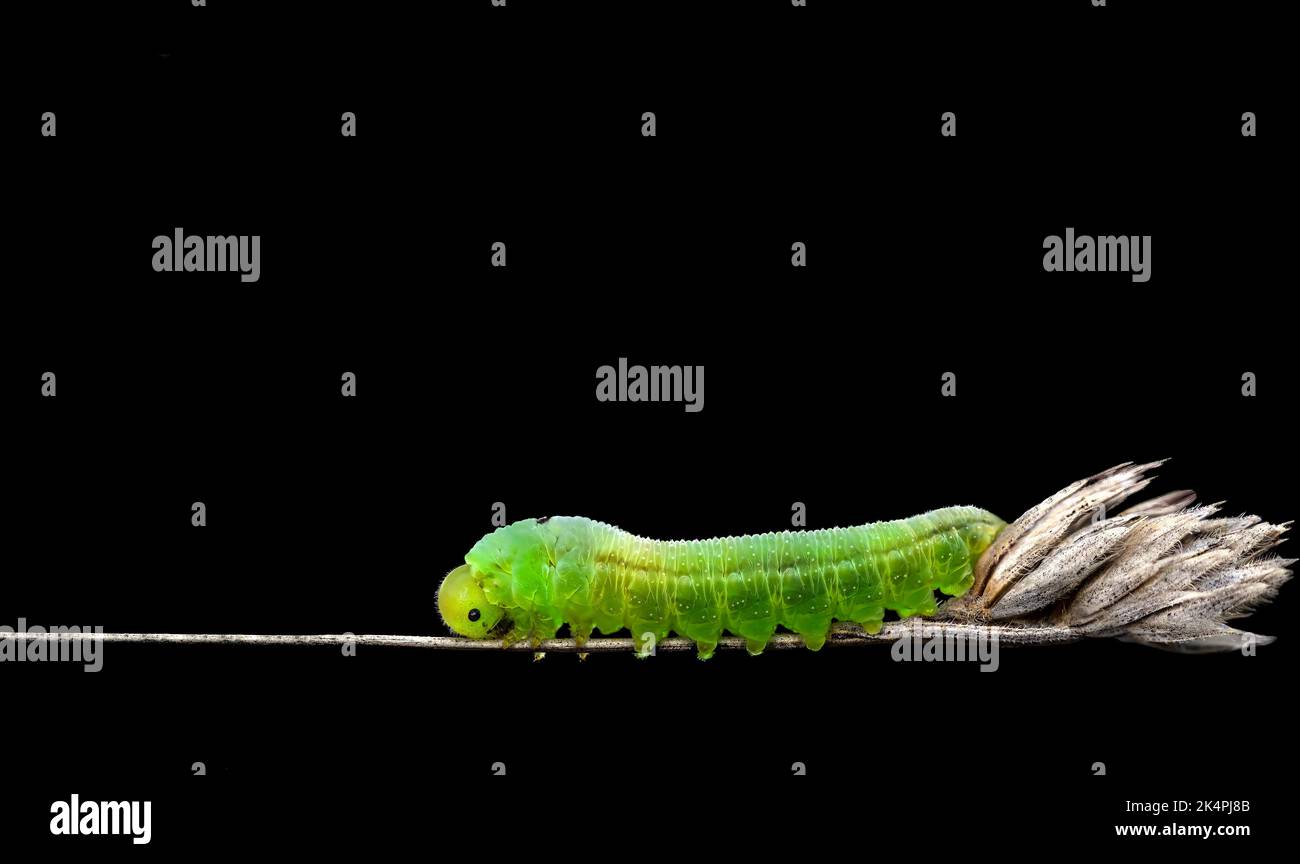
468, 608, 481, 622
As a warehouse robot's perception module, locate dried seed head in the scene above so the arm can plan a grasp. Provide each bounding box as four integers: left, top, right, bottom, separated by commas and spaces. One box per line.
962, 461, 1292, 652
975, 460, 1163, 606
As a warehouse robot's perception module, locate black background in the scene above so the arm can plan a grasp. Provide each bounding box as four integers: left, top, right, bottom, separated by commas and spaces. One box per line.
2, 0, 1293, 853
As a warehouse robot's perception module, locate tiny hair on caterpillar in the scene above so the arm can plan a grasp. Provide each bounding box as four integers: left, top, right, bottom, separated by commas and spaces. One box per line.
436, 462, 1292, 657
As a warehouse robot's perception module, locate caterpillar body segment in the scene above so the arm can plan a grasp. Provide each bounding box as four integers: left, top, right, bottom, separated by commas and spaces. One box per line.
440, 508, 1007, 658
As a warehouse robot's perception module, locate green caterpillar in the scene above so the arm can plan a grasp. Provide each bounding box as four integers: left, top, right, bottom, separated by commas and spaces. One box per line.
437, 509, 1006, 658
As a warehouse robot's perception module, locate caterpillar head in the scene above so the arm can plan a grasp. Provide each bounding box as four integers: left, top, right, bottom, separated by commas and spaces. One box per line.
439, 519, 559, 638
437, 565, 507, 638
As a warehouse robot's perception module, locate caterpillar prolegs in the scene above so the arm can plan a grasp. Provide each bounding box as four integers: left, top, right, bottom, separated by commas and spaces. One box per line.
437, 507, 1006, 658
